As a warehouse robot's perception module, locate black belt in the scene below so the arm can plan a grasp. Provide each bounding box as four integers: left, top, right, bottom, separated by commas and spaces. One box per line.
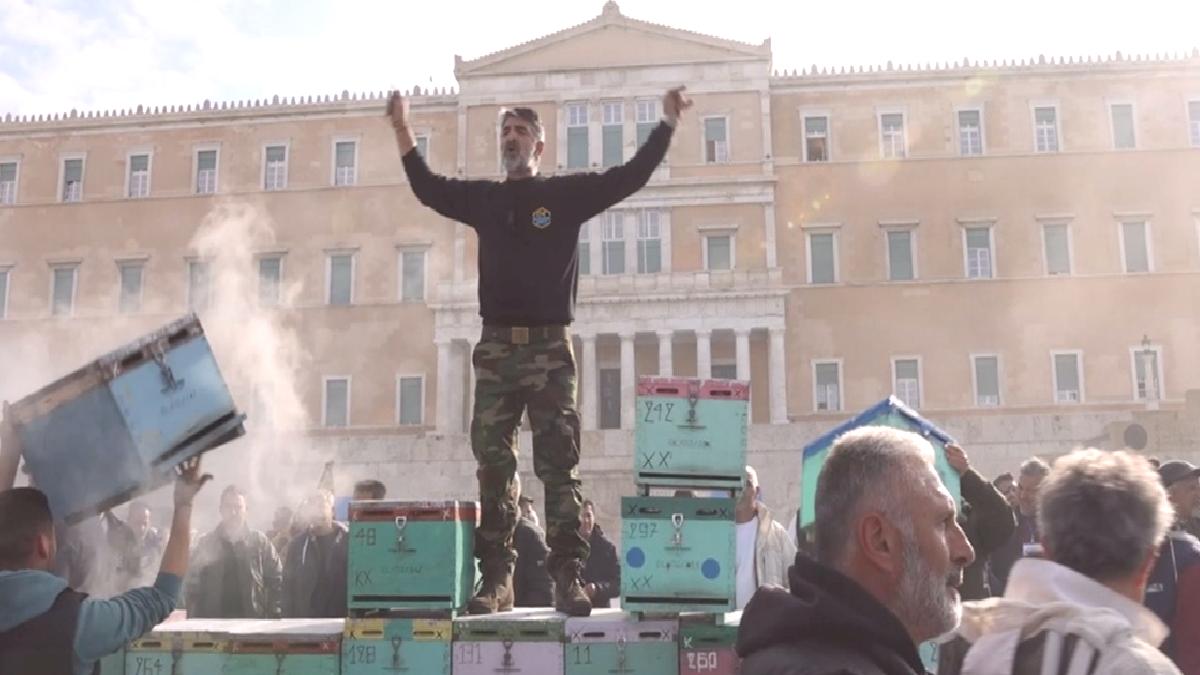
481, 324, 568, 345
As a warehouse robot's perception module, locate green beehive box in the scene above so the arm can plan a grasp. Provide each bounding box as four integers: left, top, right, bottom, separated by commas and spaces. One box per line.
565, 609, 678, 675
634, 378, 749, 491
223, 619, 343, 675
621, 496, 736, 613
97, 649, 125, 675
679, 612, 741, 675
348, 500, 477, 613
342, 617, 451, 675
452, 608, 565, 675
125, 619, 234, 675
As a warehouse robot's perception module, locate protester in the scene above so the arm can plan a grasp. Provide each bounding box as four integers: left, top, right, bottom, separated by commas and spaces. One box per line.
0, 458, 210, 675
267, 505, 296, 558
945, 444, 1015, 600
736, 426, 974, 675
579, 499, 619, 608
735, 466, 796, 609
184, 485, 282, 618
989, 458, 1049, 595
938, 449, 1181, 675
1145, 460, 1200, 673
992, 473, 1017, 510
512, 476, 553, 607
519, 494, 540, 528
282, 490, 348, 618
104, 501, 165, 591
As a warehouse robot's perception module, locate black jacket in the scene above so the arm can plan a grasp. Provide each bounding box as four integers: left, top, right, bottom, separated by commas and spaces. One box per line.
989, 510, 1038, 596
282, 523, 349, 618
582, 524, 620, 608
513, 517, 554, 607
184, 526, 282, 619
736, 555, 926, 675
402, 122, 674, 325
957, 469, 1016, 600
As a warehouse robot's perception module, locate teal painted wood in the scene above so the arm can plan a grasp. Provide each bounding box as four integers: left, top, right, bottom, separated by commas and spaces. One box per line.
125, 641, 225, 675
342, 618, 451, 675
97, 649, 125, 675
634, 378, 749, 491
620, 496, 736, 613
347, 500, 477, 612
13, 315, 245, 524
565, 610, 678, 675
679, 615, 741, 675
223, 619, 343, 675
452, 609, 566, 675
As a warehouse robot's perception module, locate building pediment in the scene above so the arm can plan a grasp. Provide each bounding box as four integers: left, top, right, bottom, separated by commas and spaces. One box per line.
455, 2, 770, 78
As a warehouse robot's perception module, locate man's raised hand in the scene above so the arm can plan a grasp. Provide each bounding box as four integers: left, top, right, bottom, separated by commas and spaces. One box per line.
386, 91, 410, 132
662, 86, 693, 127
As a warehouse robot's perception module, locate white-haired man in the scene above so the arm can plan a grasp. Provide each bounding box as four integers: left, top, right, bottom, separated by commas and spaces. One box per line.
939, 450, 1181, 675
736, 426, 975, 674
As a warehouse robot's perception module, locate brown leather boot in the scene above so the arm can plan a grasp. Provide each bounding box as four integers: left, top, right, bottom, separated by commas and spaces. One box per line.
553, 560, 592, 617
467, 559, 515, 615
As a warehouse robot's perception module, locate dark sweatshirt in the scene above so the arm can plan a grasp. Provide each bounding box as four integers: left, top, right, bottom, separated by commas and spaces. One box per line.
401, 121, 674, 326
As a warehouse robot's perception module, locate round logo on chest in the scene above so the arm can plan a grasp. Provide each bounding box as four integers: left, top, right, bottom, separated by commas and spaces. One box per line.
531, 206, 552, 229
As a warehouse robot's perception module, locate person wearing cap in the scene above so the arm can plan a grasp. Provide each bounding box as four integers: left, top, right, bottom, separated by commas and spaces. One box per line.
1145, 459, 1200, 673
511, 475, 553, 608
518, 493, 539, 528
386, 86, 691, 617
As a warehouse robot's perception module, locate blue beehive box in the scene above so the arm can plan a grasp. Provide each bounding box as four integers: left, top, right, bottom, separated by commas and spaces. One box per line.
452, 609, 566, 675
11, 314, 245, 524
125, 619, 235, 675
565, 610, 678, 675
621, 496, 736, 613
224, 619, 343, 675
342, 617, 451, 675
347, 500, 477, 613
634, 377, 749, 491
798, 396, 962, 528
97, 649, 125, 675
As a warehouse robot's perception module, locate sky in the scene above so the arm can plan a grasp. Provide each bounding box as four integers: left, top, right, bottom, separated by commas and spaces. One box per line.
1, 0, 1197, 117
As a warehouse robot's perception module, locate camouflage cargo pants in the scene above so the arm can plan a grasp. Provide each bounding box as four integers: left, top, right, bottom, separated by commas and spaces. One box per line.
470, 333, 589, 577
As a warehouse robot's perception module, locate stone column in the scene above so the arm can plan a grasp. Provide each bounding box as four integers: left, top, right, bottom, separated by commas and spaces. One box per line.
736, 328, 752, 419
769, 328, 788, 424
581, 333, 598, 431
657, 330, 673, 377
435, 339, 453, 433
696, 329, 712, 380
620, 333, 636, 430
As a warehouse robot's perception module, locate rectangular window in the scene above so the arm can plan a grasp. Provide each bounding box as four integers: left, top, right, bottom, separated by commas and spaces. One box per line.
264, 145, 287, 191
957, 109, 983, 156
323, 377, 350, 428
127, 154, 150, 198
1121, 221, 1151, 273
1034, 106, 1059, 152
1190, 100, 1200, 147
808, 232, 836, 283
0, 268, 8, 319
712, 363, 738, 380
0, 161, 16, 205
258, 256, 282, 307
602, 101, 623, 168
328, 253, 354, 305
118, 262, 143, 314
814, 361, 842, 411
893, 358, 921, 408
1053, 352, 1083, 403
399, 249, 426, 302
62, 158, 83, 202
415, 134, 429, 159
1110, 103, 1136, 149
886, 230, 915, 281
567, 102, 589, 169
195, 150, 217, 194
973, 355, 1001, 407
704, 117, 728, 163
879, 113, 906, 159
1132, 347, 1163, 401
803, 115, 829, 162
705, 234, 733, 272
1043, 223, 1071, 275
636, 210, 662, 274
636, 99, 659, 148
601, 212, 625, 275
578, 220, 591, 275
51, 265, 77, 316
397, 376, 424, 425
965, 227, 994, 279
187, 260, 210, 311
334, 141, 357, 186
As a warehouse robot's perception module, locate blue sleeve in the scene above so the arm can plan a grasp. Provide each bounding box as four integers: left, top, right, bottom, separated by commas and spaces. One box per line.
73, 573, 181, 667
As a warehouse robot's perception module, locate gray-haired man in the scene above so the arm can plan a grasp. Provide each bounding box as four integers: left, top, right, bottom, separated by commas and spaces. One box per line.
989, 457, 1050, 595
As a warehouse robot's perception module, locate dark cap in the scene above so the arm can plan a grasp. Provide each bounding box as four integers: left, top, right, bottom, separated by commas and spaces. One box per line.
1159, 460, 1200, 488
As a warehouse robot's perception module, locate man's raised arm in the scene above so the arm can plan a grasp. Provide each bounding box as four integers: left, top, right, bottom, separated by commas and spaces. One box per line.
387, 91, 480, 226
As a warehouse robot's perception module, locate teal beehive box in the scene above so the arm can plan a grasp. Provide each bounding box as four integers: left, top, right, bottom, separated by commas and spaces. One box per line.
224, 619, 343, 675
342, 617, 451, 675
347, 500, 477, 613
679, 612, 741, 675
634, 378, 749, 492
452, 609, 565, 675
621, 496, 736, 613
125, 619, 234, 675
565, 609, 678, 675
98, 649, 125, 675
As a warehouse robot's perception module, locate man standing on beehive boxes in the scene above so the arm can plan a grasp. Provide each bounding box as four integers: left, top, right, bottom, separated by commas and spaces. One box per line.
388, 86, 691, 616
